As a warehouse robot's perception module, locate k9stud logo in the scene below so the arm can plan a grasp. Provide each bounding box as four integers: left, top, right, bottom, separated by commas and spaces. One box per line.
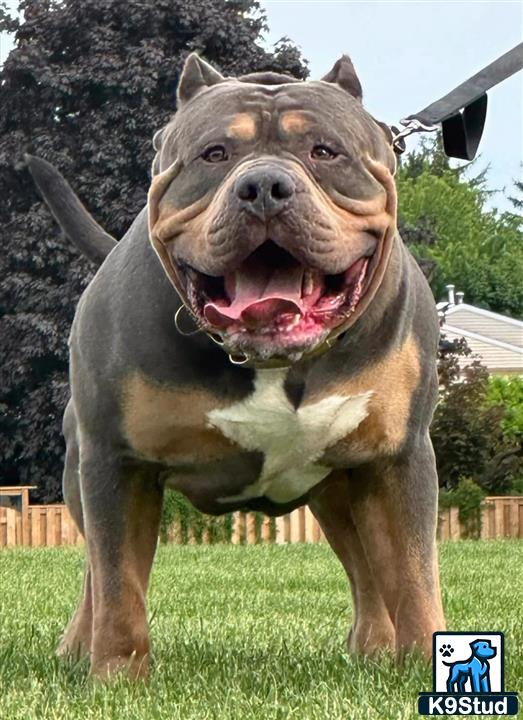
418, 632, 519, 716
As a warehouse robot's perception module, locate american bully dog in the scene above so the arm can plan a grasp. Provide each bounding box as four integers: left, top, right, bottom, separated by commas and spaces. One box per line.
27, 53, 445, 679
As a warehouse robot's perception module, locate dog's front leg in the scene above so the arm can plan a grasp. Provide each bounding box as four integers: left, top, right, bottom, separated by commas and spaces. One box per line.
80, 436, 163, 679
309, 473, 395, 655
347, 434, 445, 659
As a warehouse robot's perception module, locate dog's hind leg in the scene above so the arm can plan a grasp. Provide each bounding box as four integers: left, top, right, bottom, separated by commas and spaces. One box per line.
346, 436, 445, 660
57, 400, 93, 660
309, 472, 395, 655
78, 433, 163, 680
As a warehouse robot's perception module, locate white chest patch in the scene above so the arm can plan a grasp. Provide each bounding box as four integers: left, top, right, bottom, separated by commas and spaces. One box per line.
207, 369, 372, 504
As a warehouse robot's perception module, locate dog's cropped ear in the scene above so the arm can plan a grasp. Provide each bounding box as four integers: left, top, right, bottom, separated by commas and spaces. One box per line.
321, 55, 362, 101
177, 53, 225, 105
151, 127, 165, 176
371, 117, 394, 145
152, 127, 164, 151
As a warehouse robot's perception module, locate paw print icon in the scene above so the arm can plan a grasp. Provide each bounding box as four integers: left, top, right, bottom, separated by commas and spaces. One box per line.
439, 644, 454, 658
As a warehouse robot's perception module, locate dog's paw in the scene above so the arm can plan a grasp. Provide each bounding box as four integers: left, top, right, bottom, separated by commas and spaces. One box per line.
90, 651, 150, 681
439, 644, 454, 658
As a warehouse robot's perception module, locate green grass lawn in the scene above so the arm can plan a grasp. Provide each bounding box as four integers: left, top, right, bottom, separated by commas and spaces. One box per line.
0, 541, 521, 719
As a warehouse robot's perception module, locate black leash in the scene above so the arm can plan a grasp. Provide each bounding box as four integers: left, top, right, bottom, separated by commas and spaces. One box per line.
392, 42, 523, 160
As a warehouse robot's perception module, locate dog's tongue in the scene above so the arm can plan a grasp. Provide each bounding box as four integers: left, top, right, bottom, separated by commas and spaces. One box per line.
204, 260, 304, 329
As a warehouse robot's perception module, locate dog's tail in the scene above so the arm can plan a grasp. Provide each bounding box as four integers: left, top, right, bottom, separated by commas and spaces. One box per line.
25, 155, 117, 266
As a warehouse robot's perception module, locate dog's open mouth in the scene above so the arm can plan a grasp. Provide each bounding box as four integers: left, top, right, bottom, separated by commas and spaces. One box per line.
180, 241, 375, 360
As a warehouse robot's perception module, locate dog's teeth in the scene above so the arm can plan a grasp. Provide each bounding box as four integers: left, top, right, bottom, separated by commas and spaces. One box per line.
280, 315, 301, 332
303, 270, 314, 296
191, 286, 200, 308
327, 294, 343, 306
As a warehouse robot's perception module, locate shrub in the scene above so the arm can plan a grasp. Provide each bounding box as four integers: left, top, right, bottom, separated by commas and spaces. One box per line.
439, 477, 485, 539
432, 336, 523, 495
159, 490, 234, 544
159, 490, 277, 544
509, 476, 523, 495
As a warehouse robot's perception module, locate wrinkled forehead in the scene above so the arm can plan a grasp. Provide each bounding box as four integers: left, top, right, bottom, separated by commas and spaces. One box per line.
165, 80, 392, 163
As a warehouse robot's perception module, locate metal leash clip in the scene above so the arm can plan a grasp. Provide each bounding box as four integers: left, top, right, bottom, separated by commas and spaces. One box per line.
392, 117, 438, 155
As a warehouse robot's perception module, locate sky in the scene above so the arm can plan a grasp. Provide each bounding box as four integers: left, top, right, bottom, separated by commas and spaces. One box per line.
1, 0, 521, 210
260, 0, 522, 210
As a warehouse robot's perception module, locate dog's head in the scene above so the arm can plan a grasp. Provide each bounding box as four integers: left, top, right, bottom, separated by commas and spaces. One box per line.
470, 640, 497, 660
148, 54, 397, 365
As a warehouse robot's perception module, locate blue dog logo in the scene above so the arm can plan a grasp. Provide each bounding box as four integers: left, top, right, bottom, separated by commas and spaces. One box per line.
418, 631, 519, 716
443, 639, 496, 693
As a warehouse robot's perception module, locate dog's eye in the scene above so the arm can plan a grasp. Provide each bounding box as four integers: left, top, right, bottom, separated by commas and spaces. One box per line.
202, 145, 229, 163
311, 144, 337, 160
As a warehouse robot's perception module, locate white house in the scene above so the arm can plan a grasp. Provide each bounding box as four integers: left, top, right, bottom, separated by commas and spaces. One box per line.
438, 286, 523, 375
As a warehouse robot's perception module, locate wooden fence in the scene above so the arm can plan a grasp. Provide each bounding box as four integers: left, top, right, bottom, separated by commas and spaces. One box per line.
172, 506, 326, 545
1, 496, 523, 548
0, 505, 83, 547
438, 496, 523, 540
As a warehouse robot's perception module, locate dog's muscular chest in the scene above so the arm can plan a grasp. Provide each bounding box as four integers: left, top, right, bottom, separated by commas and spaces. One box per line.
122, 368, 370, 505
120, 336, 420, 508
206, 369, 371, 503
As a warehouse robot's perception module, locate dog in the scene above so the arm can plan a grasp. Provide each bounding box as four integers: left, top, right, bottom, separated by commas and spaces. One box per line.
27, 53, 445, 679
445, 640, 496, 693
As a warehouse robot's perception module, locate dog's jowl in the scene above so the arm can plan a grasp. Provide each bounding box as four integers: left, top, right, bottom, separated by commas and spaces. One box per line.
28, 53, 445, 679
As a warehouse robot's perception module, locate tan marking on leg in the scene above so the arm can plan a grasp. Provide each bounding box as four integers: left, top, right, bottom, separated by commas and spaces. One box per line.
226, 113, 257, 140
121, 372, 238, 463
89, 468, 162, 680
91, 575, 150, 681
347, 455, 445, 660
279, 111, 311, 135
57, 565, 93, 659
309, 474, 395, 655
310, 334, 421, 457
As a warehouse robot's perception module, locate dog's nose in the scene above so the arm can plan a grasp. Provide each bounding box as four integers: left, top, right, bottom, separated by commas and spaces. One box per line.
235, 167, 295, 221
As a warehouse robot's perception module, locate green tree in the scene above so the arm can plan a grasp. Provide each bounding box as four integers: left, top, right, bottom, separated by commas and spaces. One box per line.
507, 171, 523, 212
397, 138, 523, 318
0, 0, 306, 501
432, 337, 523, 494
486, 376, 523, 444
